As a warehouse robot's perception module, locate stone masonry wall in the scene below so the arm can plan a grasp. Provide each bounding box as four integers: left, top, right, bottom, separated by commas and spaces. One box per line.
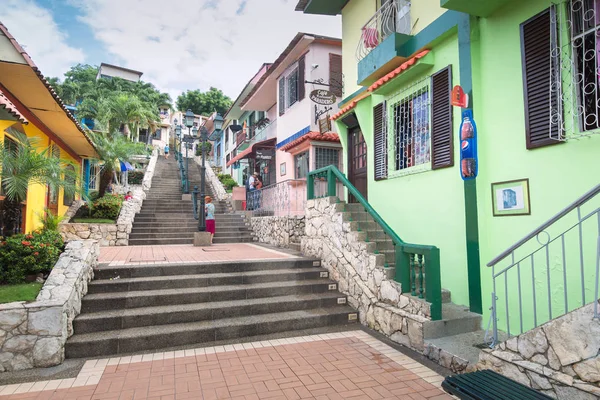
59, 187, 145, 246
142, 148, 158, 191
0, 240, 99, 371
193, 156, 231, 203
249, 216, 305, 247
477, 301, 600, 399
301, 197, 430, 352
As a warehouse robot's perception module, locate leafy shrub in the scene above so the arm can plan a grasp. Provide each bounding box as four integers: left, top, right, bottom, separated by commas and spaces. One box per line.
0, 230, 64, 284
195, 142, 212, 156
221, 178, 238, 190
90, 194, 124, 220
128, 170, 145, 185
75, 193, 124, 221
87, 191, 101, 202
37, 208, 65, 232
217, 173, 233, 182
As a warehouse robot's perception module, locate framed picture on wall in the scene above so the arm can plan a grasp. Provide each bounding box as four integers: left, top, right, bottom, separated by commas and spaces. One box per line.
491, 179, 531, 217
280, 162, 286, 176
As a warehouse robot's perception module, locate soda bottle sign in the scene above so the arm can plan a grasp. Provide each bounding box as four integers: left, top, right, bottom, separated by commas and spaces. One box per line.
459, 110, 478, 181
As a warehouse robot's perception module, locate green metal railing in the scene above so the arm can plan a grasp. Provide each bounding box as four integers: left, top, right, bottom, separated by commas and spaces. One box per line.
307, 165, 442, 320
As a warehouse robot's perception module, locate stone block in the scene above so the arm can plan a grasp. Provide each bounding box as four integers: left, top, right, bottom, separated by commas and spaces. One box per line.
193, 232, 212, 246
182, 194, 192, 201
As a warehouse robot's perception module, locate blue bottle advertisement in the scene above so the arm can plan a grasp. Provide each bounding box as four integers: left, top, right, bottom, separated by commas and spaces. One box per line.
459, 109, 478, 180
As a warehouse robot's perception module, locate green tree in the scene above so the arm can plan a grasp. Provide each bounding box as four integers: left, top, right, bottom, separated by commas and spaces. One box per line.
176, 87, 232, 116
0, 132, 80, 236
89, 132, 146, 197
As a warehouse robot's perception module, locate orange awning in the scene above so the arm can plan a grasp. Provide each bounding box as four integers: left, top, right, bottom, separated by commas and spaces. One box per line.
280, 132, 340, 152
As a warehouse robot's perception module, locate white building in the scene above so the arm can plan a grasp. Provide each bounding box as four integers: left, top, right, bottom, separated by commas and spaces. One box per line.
96, 63, 143, 82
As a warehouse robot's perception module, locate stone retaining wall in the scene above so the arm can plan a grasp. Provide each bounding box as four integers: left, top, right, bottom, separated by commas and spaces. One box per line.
300, 197, 430, 352
142, 148, 158, 191
477, 301, 600, 399
59, 187, 145, 246
193, 156, 231, 202
249, 216, 305, 247
0, 240, 99, 371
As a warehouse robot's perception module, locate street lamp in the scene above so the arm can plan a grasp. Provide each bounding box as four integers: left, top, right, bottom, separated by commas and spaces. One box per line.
198, 126, 209, 232
175, 124, 182, 162
183, 109, 195, 194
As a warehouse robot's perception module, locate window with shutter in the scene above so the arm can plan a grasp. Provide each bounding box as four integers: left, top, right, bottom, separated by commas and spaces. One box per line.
431, 66, 453, 169
373, 102, 388, 180
329, 54, 343, 98
521, 8, 561, 149
279, 77, 285, 116
287, 69, 299, 107
298, 56, 306, 101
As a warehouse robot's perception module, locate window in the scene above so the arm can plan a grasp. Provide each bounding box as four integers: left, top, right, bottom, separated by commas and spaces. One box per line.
295, 151, 309, 179
63, 165, 76, 206
279, 77, 286, 115
392, 87, 430, 171
380, 66, 453, 177
315, 147, 340, 170
329, 54, 343, 97
0, 136, 18, 197
49, 144, 60, 205
287, 69, 299, 107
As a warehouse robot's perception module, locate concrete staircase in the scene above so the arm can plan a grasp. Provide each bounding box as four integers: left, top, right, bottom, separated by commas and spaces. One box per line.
128, 157, 253, 245
65, 258, 358, 359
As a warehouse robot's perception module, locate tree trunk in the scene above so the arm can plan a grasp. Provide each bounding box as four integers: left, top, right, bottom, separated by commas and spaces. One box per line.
98, 167, 113, 198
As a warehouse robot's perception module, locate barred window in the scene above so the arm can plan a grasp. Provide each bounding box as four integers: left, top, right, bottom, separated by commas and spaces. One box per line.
390, 83, 431, 171
314, 147, 340, 170
295, 151, 309, 179
287, 69, 299, 107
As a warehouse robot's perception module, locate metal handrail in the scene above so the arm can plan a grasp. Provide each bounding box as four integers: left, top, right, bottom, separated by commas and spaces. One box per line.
488, 184, 600, 267
247, 178, 306, 216
307, 165, 442, 320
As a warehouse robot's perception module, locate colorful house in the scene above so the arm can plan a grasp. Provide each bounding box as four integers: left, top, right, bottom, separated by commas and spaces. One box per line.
230, 33, 344, 212
295, 0, 600, 349
0, 23, 97, 235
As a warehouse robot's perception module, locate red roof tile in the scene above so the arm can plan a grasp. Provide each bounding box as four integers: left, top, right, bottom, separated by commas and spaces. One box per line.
330, 100, 358, 121
367, 50, 431, 92
280, 131, 340, 152
0, 89, 28, 125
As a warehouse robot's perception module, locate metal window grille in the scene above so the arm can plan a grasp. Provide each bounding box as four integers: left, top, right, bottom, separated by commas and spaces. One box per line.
287, 69, 299, 107
314, 147, 340, 170
551, 0, 600, 139
388, 76, 431, 172
295, 151, 309, 179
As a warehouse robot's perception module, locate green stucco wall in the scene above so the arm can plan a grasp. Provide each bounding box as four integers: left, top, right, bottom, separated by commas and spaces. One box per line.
338, 33, 472, 308
474, 0, 600, 332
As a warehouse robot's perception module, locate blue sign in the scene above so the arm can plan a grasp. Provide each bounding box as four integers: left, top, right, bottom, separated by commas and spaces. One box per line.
459, 109, 478, 180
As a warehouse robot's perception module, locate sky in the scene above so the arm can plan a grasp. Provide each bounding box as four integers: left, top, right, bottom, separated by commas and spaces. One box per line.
0, 0, 341, 102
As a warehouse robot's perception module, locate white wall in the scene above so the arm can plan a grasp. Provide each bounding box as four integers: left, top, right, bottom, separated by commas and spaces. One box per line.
98, 65, 141, 82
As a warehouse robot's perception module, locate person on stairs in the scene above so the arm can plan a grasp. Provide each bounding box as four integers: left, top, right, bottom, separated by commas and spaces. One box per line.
205, 196, 215, 245
164, 144, 170, 159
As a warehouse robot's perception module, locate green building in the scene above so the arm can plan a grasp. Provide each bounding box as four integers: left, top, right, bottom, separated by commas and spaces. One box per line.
296, 0, 600, 343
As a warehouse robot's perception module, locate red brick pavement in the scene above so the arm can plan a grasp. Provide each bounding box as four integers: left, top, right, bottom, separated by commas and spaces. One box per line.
0, 335, 453, 400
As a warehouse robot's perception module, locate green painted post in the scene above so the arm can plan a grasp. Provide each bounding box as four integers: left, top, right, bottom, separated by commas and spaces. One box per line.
395, 245, 411, 293
307, 173, 315, 200
327, 169, 336, 197
425, 247, 442, 321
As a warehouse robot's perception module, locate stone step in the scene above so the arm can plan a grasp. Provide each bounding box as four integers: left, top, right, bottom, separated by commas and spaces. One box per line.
65, 306, 358, 358
127, 238, 198, 245
130, 226, 249, 234
423, 302, 483, 340
81, 279, 340, 313
88, 267, 330, 294
94, 258, 321, 280
73, 292, 345, 334
128, 231, 252, 240
212, 236, 255, 244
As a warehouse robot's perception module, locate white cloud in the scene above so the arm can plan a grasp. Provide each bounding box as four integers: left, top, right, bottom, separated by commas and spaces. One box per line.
69, 0, 341, 102
0, 0, 85, 78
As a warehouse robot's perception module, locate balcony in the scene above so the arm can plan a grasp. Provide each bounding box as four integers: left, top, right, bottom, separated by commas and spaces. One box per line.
440, 0, 514, 17
356, 0, 413, 86
248, 119, 277, 148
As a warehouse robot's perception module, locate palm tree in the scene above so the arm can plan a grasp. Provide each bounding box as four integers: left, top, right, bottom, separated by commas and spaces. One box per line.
89, 131, 146, 197
0, 132, 80, 236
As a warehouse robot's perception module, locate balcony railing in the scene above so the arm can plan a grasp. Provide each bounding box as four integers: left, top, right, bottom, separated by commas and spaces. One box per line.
356, 0, 412, 62
248, 120, 277, 147
247, 179, 306, 216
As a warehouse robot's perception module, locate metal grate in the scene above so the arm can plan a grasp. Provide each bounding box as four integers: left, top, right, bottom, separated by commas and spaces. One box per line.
387, 76, 431, 174
295, 151, 309, 179
551, 0, 600, 140
314, 147, 340, 170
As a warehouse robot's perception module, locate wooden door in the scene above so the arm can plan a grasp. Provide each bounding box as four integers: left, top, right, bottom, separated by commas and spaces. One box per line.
348, 127, 368, 203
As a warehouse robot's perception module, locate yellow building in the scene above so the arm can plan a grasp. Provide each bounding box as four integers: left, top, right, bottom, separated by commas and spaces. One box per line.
0, 22, 97, 234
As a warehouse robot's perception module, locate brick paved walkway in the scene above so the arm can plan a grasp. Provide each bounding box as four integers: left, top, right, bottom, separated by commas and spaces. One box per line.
0, 331, 453, 400
99, 244, 296, 266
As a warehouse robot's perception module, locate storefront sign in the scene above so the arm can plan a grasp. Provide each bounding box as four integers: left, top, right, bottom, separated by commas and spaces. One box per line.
459, 109, 478, 181
310, 90, 337, 105
451, 85, 469, 108
255, 149, 274, 160
318, 115, 332, 134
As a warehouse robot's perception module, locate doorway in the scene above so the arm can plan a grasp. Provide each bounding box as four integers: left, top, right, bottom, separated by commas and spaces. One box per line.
348, 126, 368, 203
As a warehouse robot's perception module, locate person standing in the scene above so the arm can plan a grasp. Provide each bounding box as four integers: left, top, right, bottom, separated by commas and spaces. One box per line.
164, 144, 170, 159
205, 196, 216, 245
